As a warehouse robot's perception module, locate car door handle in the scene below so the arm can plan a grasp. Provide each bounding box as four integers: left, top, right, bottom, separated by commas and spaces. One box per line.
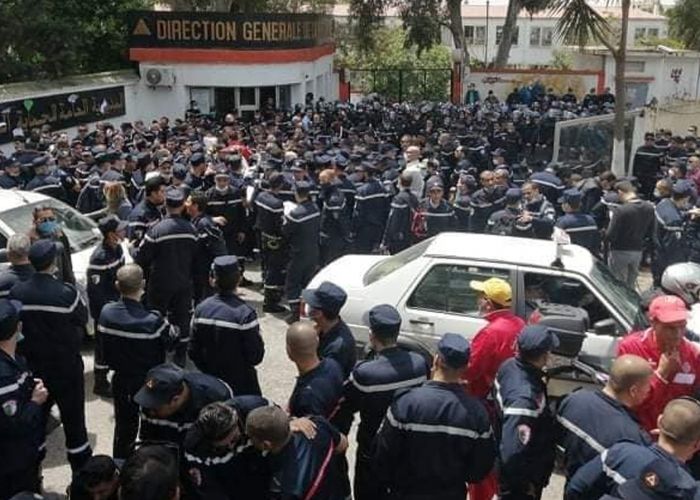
410, 318, 434, 326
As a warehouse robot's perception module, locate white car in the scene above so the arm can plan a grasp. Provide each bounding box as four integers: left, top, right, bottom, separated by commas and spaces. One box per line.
307, 232, 647, 395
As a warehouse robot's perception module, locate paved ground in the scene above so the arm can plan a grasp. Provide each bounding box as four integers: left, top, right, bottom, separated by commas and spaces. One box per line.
38, 262, 654, 498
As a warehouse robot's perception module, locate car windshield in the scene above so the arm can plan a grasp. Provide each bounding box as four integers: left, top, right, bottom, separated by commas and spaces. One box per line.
1, 199, 101, 253
590, 259, 648, 329
364, 237, 433, 285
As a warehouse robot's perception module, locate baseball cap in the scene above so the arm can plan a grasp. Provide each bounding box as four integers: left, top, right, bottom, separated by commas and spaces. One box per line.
437, 333, 470, 369
211, 255, 239, 279
363, 304, 401, 336
558, 188, 582, 205
517, 324, 560, 355
28, 240, 57, 270
617, 458, 700, 499
673, 180, 694, 197
133, 363, 185, 409
648, 295, 688, 324
469, 277, 512, 307
302, 281, 347, 315
165, 186, 185, 207
0, 299, 22, 341
98, 215, 127, 236
293, 180, 312, 195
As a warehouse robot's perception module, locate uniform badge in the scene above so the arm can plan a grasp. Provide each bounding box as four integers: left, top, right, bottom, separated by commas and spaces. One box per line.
517, 424, 531, 445
146, 378, 157, 389
90, 274, 101, 285
2, 399, 18, 417
643, 471, 659, 489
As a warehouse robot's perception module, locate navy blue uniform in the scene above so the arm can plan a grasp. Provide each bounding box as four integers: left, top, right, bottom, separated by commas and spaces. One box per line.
632, 145, 662, 199
653, 198, 688, 284
283, 200, 321, 310
524, 197, 556, 239
99, 298, 174, 459
134, 214, 198, 351
270, 416, 344, 500
0, 173, 24, 190
336, 174, 357, 219
566, 442, 692, 499
422, 198, 456, 238
190, 292, 265, 395
333, 347, 428, 500
317, 320, 356, 379
556, 388, 651, 479
0, 349, 44, 499
0, 264, 34, 298
255, 190, 287, 301
184, 395, 273, 500
452, 192, 473, 231
556, 212, 601, 255
470, 188, 506, 233
26, 173, 65, 200
191, 214, 227, 304
127, 199, 162, 243
75, 176, 105, 215
288, 358, 344, 419
353, 178, 389, 254
487, 207, 535, 238
530, 171, 564, 205
206, 185, 246, 256
319, 183, 351, 265
494, 358, 556, 498
10, 273, 91, 470
373, 381, 496, 500
383, 188, 418, 254
139, 371, 233, 446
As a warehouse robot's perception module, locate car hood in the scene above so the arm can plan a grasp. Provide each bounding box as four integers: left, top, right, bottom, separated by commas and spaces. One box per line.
308, 254, 387, 290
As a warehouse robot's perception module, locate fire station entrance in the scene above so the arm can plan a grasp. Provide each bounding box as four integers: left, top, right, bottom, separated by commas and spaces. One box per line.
189, 85, 292, 120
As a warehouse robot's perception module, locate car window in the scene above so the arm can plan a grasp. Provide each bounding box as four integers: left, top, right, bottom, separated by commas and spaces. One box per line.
524, 271, 622, 332
408, 264, 510, 316
364, 238, 432, 285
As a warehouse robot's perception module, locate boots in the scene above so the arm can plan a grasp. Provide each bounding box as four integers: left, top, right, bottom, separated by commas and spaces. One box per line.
93, 367, 112, 398
263, 289, 287, 314
285, 300, 301, 324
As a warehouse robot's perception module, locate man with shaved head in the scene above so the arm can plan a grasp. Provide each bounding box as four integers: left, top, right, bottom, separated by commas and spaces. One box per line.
567, 397, 700, 499
557, 354, 653, 478
286, 321, 344, 418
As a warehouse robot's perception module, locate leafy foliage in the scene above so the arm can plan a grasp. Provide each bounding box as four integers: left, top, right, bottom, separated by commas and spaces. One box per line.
668, 0, 700, 50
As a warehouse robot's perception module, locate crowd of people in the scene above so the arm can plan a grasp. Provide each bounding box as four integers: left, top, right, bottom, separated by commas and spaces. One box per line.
1, 87, 700, 500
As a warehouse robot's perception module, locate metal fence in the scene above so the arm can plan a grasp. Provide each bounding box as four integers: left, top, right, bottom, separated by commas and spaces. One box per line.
347, 68, 453, 103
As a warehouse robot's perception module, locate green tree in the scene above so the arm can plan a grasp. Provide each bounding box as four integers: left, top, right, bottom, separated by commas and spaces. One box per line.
163, 0, 335, 13
668, 0, 700, 50
0, 0, 153, 83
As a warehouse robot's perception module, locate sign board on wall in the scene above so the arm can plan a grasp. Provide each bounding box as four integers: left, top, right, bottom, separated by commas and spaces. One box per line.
128, 11, 333, 50
0, 86, 126, 144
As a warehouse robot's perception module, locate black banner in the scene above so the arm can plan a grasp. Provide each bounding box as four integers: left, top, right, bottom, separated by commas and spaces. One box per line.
128, 11, 333, 50
0, 86, 126, 144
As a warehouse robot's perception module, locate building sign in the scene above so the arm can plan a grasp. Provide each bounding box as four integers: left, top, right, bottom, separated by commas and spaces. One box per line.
0, 86, 126, 144
128, 11, 333, 50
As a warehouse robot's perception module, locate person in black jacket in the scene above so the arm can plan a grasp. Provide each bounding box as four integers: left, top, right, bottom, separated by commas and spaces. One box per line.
134, 186, 198, 367
318, 169, 351, 265
632, 133, 663, 200
353, 162, 390, 254
10, 240, 91, 471
190, 256, 265, 395
30, 205, 75, 285
0, 299, 49, 500
99, 264, 175, 460
87, 215, 127, 398
383, 173, 418, 254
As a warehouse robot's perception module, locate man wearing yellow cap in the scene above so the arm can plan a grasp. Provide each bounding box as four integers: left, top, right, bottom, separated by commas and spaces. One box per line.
464, 277, 525, 500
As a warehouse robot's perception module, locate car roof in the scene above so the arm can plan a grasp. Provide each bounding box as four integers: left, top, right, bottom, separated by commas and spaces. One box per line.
0, 190, 50, 212
423, 232, 594, 272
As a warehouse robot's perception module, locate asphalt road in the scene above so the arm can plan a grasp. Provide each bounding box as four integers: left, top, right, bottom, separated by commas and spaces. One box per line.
41, 262, 579, 499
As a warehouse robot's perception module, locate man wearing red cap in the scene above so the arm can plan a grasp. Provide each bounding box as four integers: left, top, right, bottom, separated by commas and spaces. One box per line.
617, 295, 700, 431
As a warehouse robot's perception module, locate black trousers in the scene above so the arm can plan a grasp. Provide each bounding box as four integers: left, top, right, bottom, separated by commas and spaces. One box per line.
36, 356, 91, 471
354, 449, 384, 500
285, 257, 317, 303
93, 318, 108, 375
261, 240, 287, 289
355, 225, 383, 254
0, 462, 40, 500
148, 285, 192, 350
112, 372, 145, 460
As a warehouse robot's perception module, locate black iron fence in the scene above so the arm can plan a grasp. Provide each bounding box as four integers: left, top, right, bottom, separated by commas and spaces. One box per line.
347, 68, 453, 102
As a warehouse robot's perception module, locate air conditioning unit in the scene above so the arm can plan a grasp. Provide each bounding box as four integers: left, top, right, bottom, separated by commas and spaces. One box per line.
142, 66, 176, 87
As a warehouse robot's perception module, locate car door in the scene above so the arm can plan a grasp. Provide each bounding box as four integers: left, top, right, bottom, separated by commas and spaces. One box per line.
397, 258, 515, 351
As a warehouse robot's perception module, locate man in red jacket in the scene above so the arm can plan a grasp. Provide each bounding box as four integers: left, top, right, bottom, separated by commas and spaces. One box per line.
464, 277, 525, 500
617, 294, 700, 432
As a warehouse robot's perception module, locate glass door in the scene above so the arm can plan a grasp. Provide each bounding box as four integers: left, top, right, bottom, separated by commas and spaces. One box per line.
236, 87, 258, 122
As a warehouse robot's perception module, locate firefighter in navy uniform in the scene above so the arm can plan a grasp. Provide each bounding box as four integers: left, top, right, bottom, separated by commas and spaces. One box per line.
0, 159, 26, 190
87, 216, 127, 398
494, 325, 558, 500
9, 240, 92, 472
487, 188, 535, 238
555, 189, 601, 255
318, 169, 351, 266
99, 264, 175, 460
134, 186, 198, 368
0, 299, 49, 500
383, 173, 418, 254
127, 176, 165, 244
283, 181, 321, 323
470, 170, 506, 233
373, 333, 496, 500
255, 173, 288, 314
353, 162, 390, 254
420, 177, 456, 238
134, 363, 233, 447
185, 192, 227, 304
190, 256, 265, 396
653, 180, 692, 286
205, 166, 245, 259
333, 304, 429, 500
632, 133, 663, 200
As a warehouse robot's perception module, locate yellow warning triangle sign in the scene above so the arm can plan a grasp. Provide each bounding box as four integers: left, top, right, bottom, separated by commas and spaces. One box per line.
132, 19, 151, 36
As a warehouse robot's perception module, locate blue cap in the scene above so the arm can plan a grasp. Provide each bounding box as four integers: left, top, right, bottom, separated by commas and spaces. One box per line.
316, 154, 332, 165
359, 161, 377, 172
0, 299, 22, 340
165, 186, 185, 207
98, 215, 127, 236
302, 281, 347, 315
617, 457, 700, 499
491, 148, 506, 156
214, 165, 230, 178
31, 155, 49, 168
211, 255, 239, 278
293, 180, 312, 194
134, 363, 185, 409
427, 176, 444, 191
437, 333, 470, 369
517, 324, 560, 355
558, 188, 582, 204
673, 180, 694, 197
290, 161, 306, 173
190, 152, 205, 166
29, 239, 57, 269
334, 154, 349, 167
364, 304, 401, 336
173, 163, 188, 180
505, 188, 522, 203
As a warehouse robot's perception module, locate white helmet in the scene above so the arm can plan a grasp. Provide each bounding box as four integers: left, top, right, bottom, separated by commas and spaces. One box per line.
661, 262, 700, 305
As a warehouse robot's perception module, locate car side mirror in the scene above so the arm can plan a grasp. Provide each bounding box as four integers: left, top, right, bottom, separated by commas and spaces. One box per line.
594, 318, 617, 337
